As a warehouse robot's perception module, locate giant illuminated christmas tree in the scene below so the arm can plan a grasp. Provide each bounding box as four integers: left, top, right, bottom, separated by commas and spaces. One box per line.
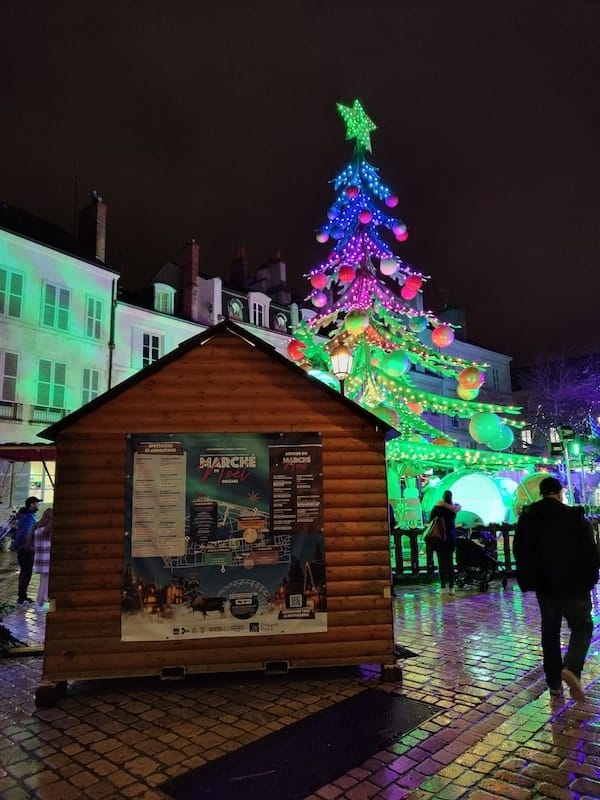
289, 99, 524, 456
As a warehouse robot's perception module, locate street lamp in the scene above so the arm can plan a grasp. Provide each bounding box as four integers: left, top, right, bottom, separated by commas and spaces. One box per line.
330, 344, 354, 395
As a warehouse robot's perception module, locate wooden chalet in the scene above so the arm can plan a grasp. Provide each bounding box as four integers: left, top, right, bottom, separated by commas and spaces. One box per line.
37, 321, 396, 703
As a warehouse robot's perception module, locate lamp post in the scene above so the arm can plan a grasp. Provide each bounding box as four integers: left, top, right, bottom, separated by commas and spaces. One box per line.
330, 344, 354, 396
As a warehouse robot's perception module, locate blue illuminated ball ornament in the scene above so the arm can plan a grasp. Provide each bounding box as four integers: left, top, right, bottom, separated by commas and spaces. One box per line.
409, 316, 428, 333
330, 226, 344, 240
327, 206, 340, 220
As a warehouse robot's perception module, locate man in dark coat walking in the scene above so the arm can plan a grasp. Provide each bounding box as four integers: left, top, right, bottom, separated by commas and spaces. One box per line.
513, 476, 599, 701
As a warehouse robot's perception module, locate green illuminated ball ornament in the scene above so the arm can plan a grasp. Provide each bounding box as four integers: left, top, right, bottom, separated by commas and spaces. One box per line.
487, 424, 514, 451
345, 310, 370, 334
469, 412, 501, 444
459, 366, 485, 390
457, 384, 479, 400
382, 349, 410, 376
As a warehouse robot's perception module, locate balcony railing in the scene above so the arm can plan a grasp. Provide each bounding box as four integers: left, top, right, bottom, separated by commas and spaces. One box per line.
0, 401, 23, 421
29, 406, 70, 424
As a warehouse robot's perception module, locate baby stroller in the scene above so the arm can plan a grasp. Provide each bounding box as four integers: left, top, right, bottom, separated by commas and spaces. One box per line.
455, 528, 508, 592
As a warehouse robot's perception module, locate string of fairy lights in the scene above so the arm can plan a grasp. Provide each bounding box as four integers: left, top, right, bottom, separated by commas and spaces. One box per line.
287, 98, 541, 466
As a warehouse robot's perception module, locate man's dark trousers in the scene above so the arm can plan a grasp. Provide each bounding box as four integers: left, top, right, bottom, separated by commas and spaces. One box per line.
536, 592, 593, 685
17, 547, 34, 602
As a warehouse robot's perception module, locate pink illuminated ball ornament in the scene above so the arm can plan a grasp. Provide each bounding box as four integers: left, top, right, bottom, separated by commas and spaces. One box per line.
401, 285, 417, 301
316, 231, 329, 244
338, 265, 356, 283
380, 257, 399, 276
287, 339, 306, 361
312, 292, 328, 308
385, 194, 399, 208
404, 275, 423, 293
431, 324, 455, 348
310, 273, 327, 290
346, 185, 359, 199
358, 209, 372, 224
395, 231, 409, 242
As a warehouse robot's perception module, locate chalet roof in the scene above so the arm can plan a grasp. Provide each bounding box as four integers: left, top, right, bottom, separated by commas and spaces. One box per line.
39, 320, 393, 441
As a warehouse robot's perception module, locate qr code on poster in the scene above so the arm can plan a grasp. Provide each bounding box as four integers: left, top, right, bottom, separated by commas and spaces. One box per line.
289, 594, 303, 608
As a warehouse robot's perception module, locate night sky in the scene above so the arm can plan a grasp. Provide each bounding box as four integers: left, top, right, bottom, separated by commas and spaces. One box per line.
2, 1, 598, 366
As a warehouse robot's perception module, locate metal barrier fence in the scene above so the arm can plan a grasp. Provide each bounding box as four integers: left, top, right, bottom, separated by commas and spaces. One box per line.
392, 516, 600, 580
391, 524, 517, 579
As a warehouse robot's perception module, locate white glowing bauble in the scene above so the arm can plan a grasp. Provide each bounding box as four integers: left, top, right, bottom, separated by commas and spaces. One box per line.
380, 257, 399, 277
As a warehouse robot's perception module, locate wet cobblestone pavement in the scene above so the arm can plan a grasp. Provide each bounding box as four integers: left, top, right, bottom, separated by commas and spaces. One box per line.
1, 549, 599, 799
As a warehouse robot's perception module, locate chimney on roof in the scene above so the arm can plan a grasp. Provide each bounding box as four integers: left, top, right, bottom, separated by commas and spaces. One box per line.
182, 239, 201, 321
78, 190, 107, 263
229, 244, 249, 290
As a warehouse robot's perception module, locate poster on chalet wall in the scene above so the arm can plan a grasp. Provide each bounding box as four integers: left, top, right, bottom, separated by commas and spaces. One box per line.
121, 432, 326, 642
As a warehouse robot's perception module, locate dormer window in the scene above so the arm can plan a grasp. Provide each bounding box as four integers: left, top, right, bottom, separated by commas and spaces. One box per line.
154, 284, 175, 315
228, 299, 243, 320
252, 301, 264, 327
274, 313, 287, 332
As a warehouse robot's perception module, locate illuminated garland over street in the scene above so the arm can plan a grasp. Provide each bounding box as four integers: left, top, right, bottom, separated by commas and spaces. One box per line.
289, 99, 526, 452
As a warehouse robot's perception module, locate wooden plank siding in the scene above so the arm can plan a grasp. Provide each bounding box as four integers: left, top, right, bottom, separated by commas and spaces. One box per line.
42, 326, 394, 684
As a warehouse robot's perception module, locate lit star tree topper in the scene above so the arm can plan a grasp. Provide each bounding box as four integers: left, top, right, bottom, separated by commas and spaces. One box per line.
337, 99, 377, 152
288, 99, 525, 451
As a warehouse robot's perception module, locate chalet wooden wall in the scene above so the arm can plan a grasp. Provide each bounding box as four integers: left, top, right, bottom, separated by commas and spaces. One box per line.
42, 328, 393, 685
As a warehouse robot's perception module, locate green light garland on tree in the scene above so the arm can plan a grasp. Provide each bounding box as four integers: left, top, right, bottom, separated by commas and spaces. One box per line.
290, 99, 530, 454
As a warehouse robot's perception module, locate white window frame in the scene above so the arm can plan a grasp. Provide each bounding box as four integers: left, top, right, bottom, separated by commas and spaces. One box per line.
82, 368, 100, 404
0, 267, 23, 318
37, 359, 67, 408
0, 350, 18, 401
42, 282, 70, 330
85, 296, 103, 339
142, 332, 162, 367
252, 301, 265, 327
154, 284, 175, 315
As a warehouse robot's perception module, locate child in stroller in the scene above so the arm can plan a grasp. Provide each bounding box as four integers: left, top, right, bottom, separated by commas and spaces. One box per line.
455, 528, 508, 592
